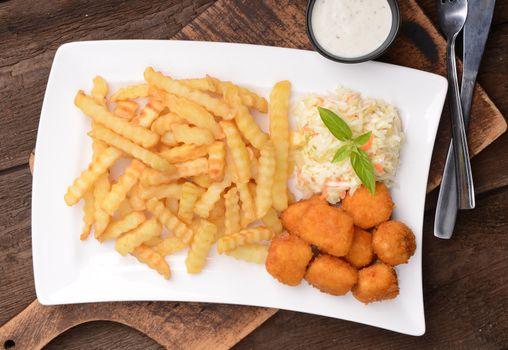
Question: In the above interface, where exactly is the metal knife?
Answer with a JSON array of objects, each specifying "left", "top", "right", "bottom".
[{"left": 434, "top": 0, "right": 496, "bottom": 239}]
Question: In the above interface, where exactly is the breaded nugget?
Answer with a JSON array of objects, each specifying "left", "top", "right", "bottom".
[
  {"left": 266, "top": 232, "right": 313, "bottom": 286},
  {"left": 280, "top": 196, "right": 324, "bottom": 235},
  {"left": 342, "top": 182, "right": 394, "bottom": 229},
  {"left": 372, "top": 220, "right": 416, "bottom": 266},
  {"left": 345, "top": 227, "right": 374, "bottom": 268},
  {"left": 305, "top": 255, "right": 358, "bottom": 296},
  {"left": 352, "top": 263, "right": 399, "bottom": 304},
  {"left": 298, "top": 204, "right": 354, "bottom": 257}
]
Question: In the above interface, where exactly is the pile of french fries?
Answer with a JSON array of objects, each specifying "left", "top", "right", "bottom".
[{"left": 64, "top": 67, "right": 292, "bottom": 280}]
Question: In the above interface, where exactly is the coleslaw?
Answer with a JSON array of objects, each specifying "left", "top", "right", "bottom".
[{"left": 293, "top": 87, "right": 404, "bottom": 204}]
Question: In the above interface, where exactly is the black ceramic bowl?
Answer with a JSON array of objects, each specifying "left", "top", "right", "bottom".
[{"left": 306, "top": 0, "right": 400, "bottom": 64}]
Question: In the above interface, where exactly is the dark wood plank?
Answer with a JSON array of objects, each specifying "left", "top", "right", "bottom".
[
  {"left": 0, "top": 0, "right": 216, "bottom": 171},
  {"left": 474, "top": 22, "right": 508, "bottom": 119},
  {"left": 1, "top": 299, "right": 275, "bottom": 349},
  {"left": 173, "top": 0, "right": 507, "bottom": 192},
  {"left": 45, "top": 321, "right": 163, "bottom": 350},
  {"left": 0, "top": 166, "right": 35, "bottom": 326},
  {"left": 234, "top": 187, "right": 508, "bottom": 350},
  {"left": 417, "top": 0, "right": 508, "bottom": 27},
  {"left": 426, "top": 132, "right": 508, "bottom": 213}
]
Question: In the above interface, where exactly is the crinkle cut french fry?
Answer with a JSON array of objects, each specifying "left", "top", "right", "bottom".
[
  {"left": 160, "top": 144, "right": 209, "bottom": 164},
  {"left": 247, "top": 147, "right": 259, "bottom": 181},
  {"left": 255, "top": 142, "right": 276, "bottom": 218},
  {"left": 175, "top": 157, "right": 208, "bottom": 178},
  {"left": 111, "top": 84, "right": 149, "bottom": 101},
  {"left": 115, "top": 218, "right": 162, "bottom": 256},
  {"left": 269, "top": 80, "right": 291, "bottom": 211},
  {"left": 144, "top": 236, "right": 163, "bottom": 248},
  {"left": 160, "top": 131, "right": 178, "bottom": 146},
  {"left": 225, "top": 140, "right": 255, "bottom": 227},
  {"left": 225, "top": 243, "right": 269, "bottom": 264},
  {"left": 171, "top": 124, "right": 215, "bottom": 146},
  {"left": 140, "top": 167, "right": 178, "bottom": 186},
  {"left": 178, "top": 77, "right": 216, "bottom": 93},
  {"left": 224, "top": 186, "right": 241, "bottom": 235},
  {"left": 225, "top": 146, "right": 240, "bottom": 183},
  {"left": 100, "top": 211, "right": 146, "bottom": 242},
  {"left": 178, "top": 182, "right": 204, "bottom": 224},
  {"left": 146, "top": 198, "right": 193, "bottom": 244},
  {"left": 91, "top": 118, "right": 107, "bottom": 164},
  {"left": 132, "top": 98, "right": 165, "bottom": 128},
  {"left": 89, "top": 126, "right": 176, "bottom": 175},
  {"left": 93, "top": 173, "right": 111, "bottom": 238},
  {"left": 115, "top": 199, "right": 133, "bottom": 218},
  {"left": 131, "top": 244, "right": 171, "bottom": 280},
  {"left": 114, "top": 100, "right": 138, "bottom": 120},
  {"left": 261, "top": 207, "right": 283, "bottom": 235},
  {"left": 129, "top": 182, "right": 146, "bottom": 211},
  {"left": 224, "top": 84, "right": 268, "bottom": 149},
  {"left": 92, "top": 135, "right": 107, "bottom": 161},
  {"left": 64, "top": 147, "right": 122, "bottom": 206},
  {"left": 194, "top": 172, "right": 231, "bottom": 218},
  {"left": 237, "top": 182, "right": 256, "bottom": 228},
  {"left": 91, "top": 76, "right": 108, "bottom": 105},
  {"left": 220, "top": 121, "right": 251, "bottom": 183},
  {"left": 192, "top": 174, "right": 213, "bottom": 188},
  {"left": 140, "top": 183, "right": 182, "bottom": 200},
  {"left": 206, "top": 75, "right": 268, "bottom": 113},
  {"left": 75, "top": 91, "right": 159, "bottom": 148},
  {"left": 150, "top": 113, "right": 184, "bottom": 135},
  {"left": 144, "top": 67, "right": 232, "bottom": 119},
  {"left": 208, "top": 197, "right": 225, "bottom": 223},
  {"left": 209, "top": 215, "right": 226, "bottom": 241},
  {"left": 207, "top": 141, "right": 225, "bottom": 181},
  {"left": 80, "top": 190, "right": 95, "bottom": 240},
  {"left": 217, "top": 227, "right": 274, "bottom": 254},
  {"left": 102, "top": 160, "right": 145, "bottom": 215},
  {"left": 248, "top": 181, "right": 256, "bottom": 200},
  {"left": 164, "top": 94, "right": 222, "bottom": 138},
  {"left": 185, "top": 220, "right": 216, "bottom": 274},
  {"left": 165, "top": 197, "right": 180, "bottom": 214},
  {"left": 155, "top": 236, "right": 188, "bottom": 256}
]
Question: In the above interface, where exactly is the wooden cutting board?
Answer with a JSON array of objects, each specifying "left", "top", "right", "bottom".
[{"left": 1, "top": 1, "right": 505, "bottom": 349}]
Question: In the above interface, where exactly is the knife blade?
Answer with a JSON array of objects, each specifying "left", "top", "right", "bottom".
[{"left": 434, "top": 0, "right": 496, "bottom": 239}]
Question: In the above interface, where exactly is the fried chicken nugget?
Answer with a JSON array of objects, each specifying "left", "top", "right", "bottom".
[
  {"left": 352, "top": 263, "right": 399, "bottom": 304},
  {"left": 372, "top": 220, "right": 416, "bottom": 266},
  {"left": 342, "top": 183, "right": 394, "bottom": 229},
  {"left": 345, "top": 227, "right": 374, "bottom": 268},
  {"left": 305, "top": 255, "right": 358, "bottom": 296},
  {"left": 297, "top": 204, "right": 354, "bottom": 257},
  {"left": 280, "top": 196, "right": 324, "bottom": 234},
  {"left": 266, "top": 232, "right": 313, "bottom": 286}
]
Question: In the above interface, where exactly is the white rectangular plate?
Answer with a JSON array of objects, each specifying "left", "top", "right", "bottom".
[{"left": 33, "top": 40, "right": 447, "bottom": 336}]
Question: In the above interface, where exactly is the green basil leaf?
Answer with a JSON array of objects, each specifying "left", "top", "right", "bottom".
[
  {"left": 354, "top": 131, "right": 372, "bottom": 146},
  {"left": 318, "top": 107, "right": 353, "bottom": 141},
  {"left": 332, "top": 144, "right": 352, "bottom": 163},
  {"left": 350, "top": 148, "right": 376, "bottom": 194}
]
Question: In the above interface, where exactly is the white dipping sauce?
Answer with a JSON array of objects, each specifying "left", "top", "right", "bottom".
[{"left": 311, "top": 0, "right": 393, "bottom": 58}]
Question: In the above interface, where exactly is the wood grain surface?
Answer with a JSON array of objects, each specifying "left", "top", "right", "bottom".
[
  {"left": 0, "top": 300, "right": 275, "bottom": 350},
  {"left": 0, "top": 0, "right": 507, "bottom": 349}
]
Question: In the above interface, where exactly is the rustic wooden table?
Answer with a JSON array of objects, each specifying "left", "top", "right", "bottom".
[{"left": 0, "top": 0, "right": 506, "bottom": 349}]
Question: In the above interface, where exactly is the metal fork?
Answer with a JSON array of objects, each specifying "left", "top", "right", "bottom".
[{"left": 437, "top": 0, "right": 475, "bottom": 210}]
